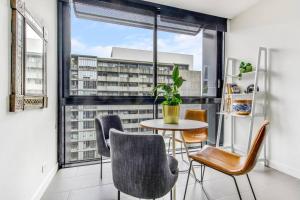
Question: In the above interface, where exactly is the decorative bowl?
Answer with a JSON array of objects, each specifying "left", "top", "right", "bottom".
[{"left": 232, "top": 99, "right": 252, "bottom": 115}]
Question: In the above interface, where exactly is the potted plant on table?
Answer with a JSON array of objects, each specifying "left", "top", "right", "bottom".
[{"left": 153, "top": 64, "right": 185, "bottom": 124}]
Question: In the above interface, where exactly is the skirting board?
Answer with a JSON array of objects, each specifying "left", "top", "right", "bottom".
[
  {"left": 31, "top": 163, "right": 58, "bottom": 200},
  {"left": 269, "top": 160, "right": 300, "bottom": 180}
]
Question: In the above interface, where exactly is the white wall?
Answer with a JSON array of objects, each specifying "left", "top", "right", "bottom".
[
  {"left": 0, "top": 0, "right": 57, "bottom": 199},
  {"left": 226, "top": 0, "right": 300, "bottom": 178}
]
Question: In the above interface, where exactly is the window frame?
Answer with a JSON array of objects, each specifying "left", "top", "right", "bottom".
[{"left": 57, "top": 0, "right": 226, "bottom": 167}]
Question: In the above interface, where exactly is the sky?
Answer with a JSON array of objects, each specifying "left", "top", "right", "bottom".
[{"left": 71, "top": 9, "right": 203, "bottom": 71}]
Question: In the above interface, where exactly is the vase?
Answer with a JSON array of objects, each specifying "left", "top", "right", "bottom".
[{"left": 162, "top": 105, "right": 180, "bottom": 124}]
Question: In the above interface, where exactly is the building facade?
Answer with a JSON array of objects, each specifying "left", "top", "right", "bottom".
[{"left": 66, "top": 48, "right": 202, "bottom": 162}]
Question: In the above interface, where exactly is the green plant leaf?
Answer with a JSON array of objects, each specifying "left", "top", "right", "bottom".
[
  {"left": 162, "top": 84, "right": 172, "bottom": 93},
  {"left": 174, "top": 93, "right": 181, "bottom": 99},
  {"left": 176, "top": 77, "right": 185, "bottom": 87},
  {"left": 172, "top": 64, "right": 179, "bottom": 81},
  {"left": 239, "top": 61, "right": 245, "bottom": 68}
]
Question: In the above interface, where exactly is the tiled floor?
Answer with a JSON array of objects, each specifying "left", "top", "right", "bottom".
[{"left": 42, "top": 158, "right": 300, "bottom": 200}]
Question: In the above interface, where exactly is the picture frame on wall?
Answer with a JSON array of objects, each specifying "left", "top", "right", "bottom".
[{"left": 10, "top": 0, "right": 48, "bottom": 112}]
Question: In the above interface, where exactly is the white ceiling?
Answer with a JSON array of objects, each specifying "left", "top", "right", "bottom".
[{"left": 144, "top": 0, "right": 261, "bottom": 19}]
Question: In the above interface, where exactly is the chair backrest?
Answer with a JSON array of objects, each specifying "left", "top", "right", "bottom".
[
  {"left": 184, "top": 109, "right": 208, "bottom": 135},
  {"left": 109, "top": 129, "right": 177, "bottom": 199},
  {"left": 242, "top": 120, "right": 270, "bottom": 174},
  {"left": 95, "top": 115, "right": 123, "bottom": 157},
  {"left": 99, "top": 115, "right": 124, "bottom": 139}
]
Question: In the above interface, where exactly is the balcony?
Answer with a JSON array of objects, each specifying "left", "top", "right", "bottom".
[{"left": 98, "top": 66, "right": 119, "bottom": 72}]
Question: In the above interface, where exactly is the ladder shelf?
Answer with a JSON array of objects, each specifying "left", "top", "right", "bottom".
[{"left": 216, "top": 47, "right": 268, "bottom": 166}]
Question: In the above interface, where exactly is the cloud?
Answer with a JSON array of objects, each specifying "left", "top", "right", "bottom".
[
  {"left": 71, "top": 38, "right": 86, "bottom": 51},
  {"left": 71, "top": 38, "right": 113, "bottom": 57},
  {"left": 71, "top": 37, "right": 153, "bottom": 57},
  {"left": 120, "top": 37, "right": 153, "bottom": 51}
]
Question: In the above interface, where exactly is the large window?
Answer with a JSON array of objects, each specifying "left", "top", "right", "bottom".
[{"left": 58, "top": 0, "right": 226, "bottom": 166}]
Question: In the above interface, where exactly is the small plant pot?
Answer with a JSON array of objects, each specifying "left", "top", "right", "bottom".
[
  {"left": 162, "top": 105, "right": 180, "bottom": 124},
  {"left": 232, "top": 99, "right": 252, "bottom": 115}
]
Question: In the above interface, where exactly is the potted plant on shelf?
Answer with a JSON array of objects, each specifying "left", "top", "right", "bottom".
[
  {"left": 153, "top": 64, "right": 185, "bottom": 124},
  {"left": 238, "top": 61, "right": 253, "bottom": 79}
]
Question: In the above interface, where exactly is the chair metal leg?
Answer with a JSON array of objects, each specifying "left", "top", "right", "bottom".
[
  {"left": 100, "top": 155, "right": 103, "bottom": 180},
  {"left": 232, "top": 176, "right": 242, "bottom": 200},
  {"left": 200, "top": 164, "right": 202, "bottom": 181},
  {"left": 168, "top": 137, "right": 171, "bottom": 154},
  {"left": 179, "top": 142, "right": 190, "bottom": 166},
  {"left": 180, "top": 142, "right": 184, "bottom": 161},
  {"left": 183, "top": 160, "right": 193, "bottom": 200},
  {"left": 201, "top": 165, "right": 206, "bottom": 182},
  {"left": 117, "top": 190, "right": 120, "bottom": 200},
  {"left": 247, "top": 174, "right": 257, "bottom": 200},
  {"left": 170, "top": 189, "right": 172, "bottom": 200},
  {"left": 180, "top": 132, "right": 196, "bottom": 178}
]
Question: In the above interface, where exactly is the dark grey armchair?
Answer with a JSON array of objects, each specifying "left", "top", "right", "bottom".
[
  {"left": 95, "top": 115, "right": 124, "bottom": 179},
  {"left": 109, "top": 129, "right": 178, "bottom": 200}
]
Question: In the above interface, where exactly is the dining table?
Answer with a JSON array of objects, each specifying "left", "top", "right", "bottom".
[{"left": 140, "top": 119, "right": 208, "bottom": 200}]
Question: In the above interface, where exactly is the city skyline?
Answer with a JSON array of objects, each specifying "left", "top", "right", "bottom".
[{"left": 66, "top": 50, "right": 202, "bottom": 162}]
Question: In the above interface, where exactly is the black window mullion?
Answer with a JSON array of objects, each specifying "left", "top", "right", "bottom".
[
  {"left": 216, "top": 31, "right": 224, "bottom": 98},
  {"left": 153, "top": 10, "right": 158, "bottom": 119},
  {"left": 58, "top": 0, "right": 71, "bottom": 168}
]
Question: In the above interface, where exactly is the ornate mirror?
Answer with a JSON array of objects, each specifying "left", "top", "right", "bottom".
[{"left": 10, "top": 0, "right": 48, "bottom": 112}]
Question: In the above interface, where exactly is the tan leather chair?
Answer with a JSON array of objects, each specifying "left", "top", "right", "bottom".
[
  {"left": 183, "top": 120, "right": 270, "bottom": 200},
  {"left": 169, "top": 109, "right": 208, "bottom": 159},
  {"left": 177, "top": 109, "right": 208, "bottom": 144}
]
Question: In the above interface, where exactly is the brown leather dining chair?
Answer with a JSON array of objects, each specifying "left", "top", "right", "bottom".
[
  {"left": 183, "top": 120, "right": 270, "bottom": 200},
  {"left": 169, "top": 109, "right": 208, "bottom": 159}
]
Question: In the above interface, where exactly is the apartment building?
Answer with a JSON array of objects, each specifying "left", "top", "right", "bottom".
[{"left": 66, "top": 47, "right": 202, "bottom": 162}]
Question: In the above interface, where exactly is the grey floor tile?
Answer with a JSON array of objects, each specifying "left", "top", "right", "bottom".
[
  {"left": 46, "top": 173, "right": 101, "bottom": 193},
  {"left": 75, "top": 163, "right": 111, "bottom": 177},
  {"left": 41, "top": 191, "right": 69, "bottom": 200},
  {"left": 68, "top": 184, "right": 117, "bottom": 200},
  {"left": 56, "top": 167, "right": 78, "bottom": 179},
  {"left": 176, "top": 183, "right": 207, "bottom": 200},
  {"left": 43, "top": 159, "right": 300, "bottom": 200},
  {"left": 215, "top": 191, "right": 254, "bottom": 200}
]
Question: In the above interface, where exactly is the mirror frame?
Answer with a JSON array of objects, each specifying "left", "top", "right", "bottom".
[{"left": 10, "top": 0, "right": 48, "bottom": 112}]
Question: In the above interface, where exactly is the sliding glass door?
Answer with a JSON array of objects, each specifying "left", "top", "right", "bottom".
[{"left": 58, "top": 0, "right": 226, "bottom": 167}]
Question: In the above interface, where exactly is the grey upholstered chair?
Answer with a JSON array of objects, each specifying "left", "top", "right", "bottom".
[
  {"left": 95, "top": 115, "right": 124, "bottom": 179},
  {"left": 110, "top": 129, "right": 179, "bottom": 200}
]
